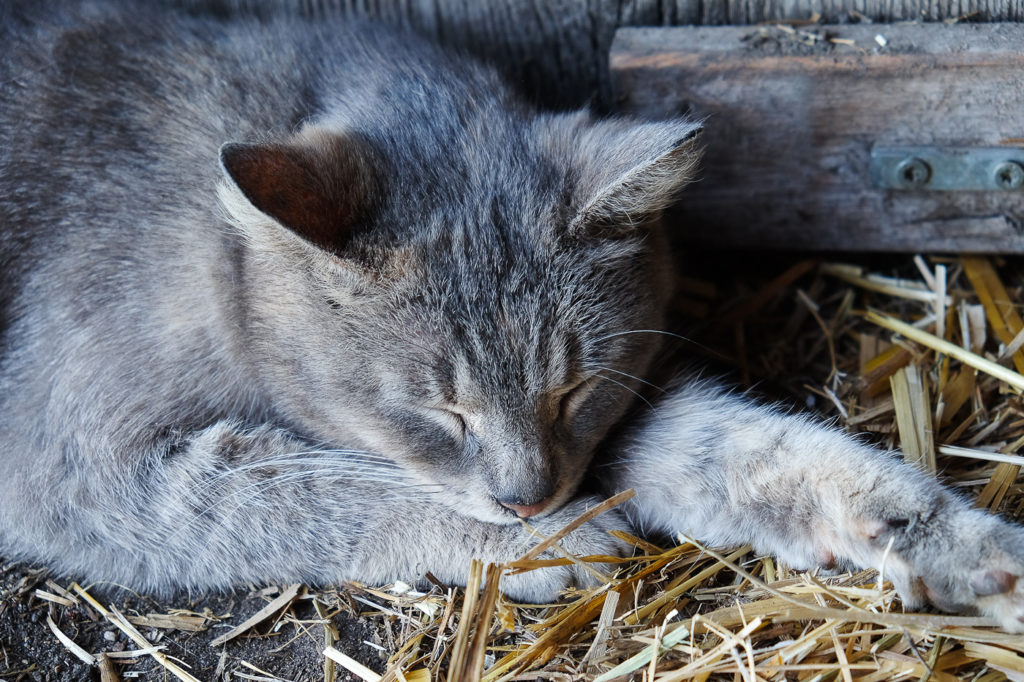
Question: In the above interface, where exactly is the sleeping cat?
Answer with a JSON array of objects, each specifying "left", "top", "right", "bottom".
[{"left": 1, "top": 2, "right": 1022, "bottom": 632}]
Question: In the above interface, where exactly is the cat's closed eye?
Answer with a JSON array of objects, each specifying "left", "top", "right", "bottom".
[
  {"left": 557, "top": 379, "right": 591, "bottom": 423},
  {"left": 426, "top": 405, "right": 468, "bottom": 438}
]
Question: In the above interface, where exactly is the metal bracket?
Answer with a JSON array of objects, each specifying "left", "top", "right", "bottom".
[{"left": 870, "top": 146, "right": 1024, "bottom": 191}]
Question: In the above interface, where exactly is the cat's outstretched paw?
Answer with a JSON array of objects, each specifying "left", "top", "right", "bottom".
[
  {"left": 500, "top": 496, "right": 630, "bottom": 603},
  {"left": 846, "top": 506, "right": 1024, "bottom": 632}
]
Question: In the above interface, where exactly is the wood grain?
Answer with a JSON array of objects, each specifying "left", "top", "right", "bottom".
[
  {"left": 612, "top": 24, "right": 1024, "bottom": 251},
  {"left": 165, "top": 0, "right": 1024, "bottom": 110}
]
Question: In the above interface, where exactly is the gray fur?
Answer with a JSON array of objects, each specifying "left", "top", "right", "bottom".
[
  {"left": 1, "top": 3, "right": 1022, "bottom": 632},
  {"left": 603, "top": 380, "right": 1024, "bottom": 629}
]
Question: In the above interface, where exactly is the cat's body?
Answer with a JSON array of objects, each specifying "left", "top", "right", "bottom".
[{"left": 1, "top": 3, "right": 1023, "bottom": 631}]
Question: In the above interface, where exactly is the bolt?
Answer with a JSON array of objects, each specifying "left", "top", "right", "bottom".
[
  {"left": 896, "top": 157, "right": 931, "bottom": 188},
  {"left": 993, "top": 161, "right": 1024, "bottom": 190}
]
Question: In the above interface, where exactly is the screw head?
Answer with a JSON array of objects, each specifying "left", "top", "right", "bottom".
[
  {"left": 993, "top": 161, "right": 1024, "bottom": 190},
  {"left": 896, "top": 157, "right": 931, "bottom": 188}
]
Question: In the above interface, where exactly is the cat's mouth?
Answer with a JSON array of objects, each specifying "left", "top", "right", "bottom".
[
  {"left": 416, "top": 464, "right": 585, "bottom": 524},
  {"left": 494, "top": 480, "right": 580, "bottom": 520},
  {"left": 487, "top": 478, "right": 581, "bottom": 523},
  {"left": 496, "top": 497, "right": 554, "bottom": 519},
  {"left": 434, "top": 485, "right": 569, "bottom": 524}
]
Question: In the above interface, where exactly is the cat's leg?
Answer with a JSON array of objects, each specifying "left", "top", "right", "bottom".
[
  {"left": 602, "top": 379, "right": 1024, "bottom": 632},
  {"left": 45, "top": 421, "right": 625, "bottom": 601}
]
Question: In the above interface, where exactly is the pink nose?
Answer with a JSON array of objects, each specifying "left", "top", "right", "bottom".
[{"left": 500, "top": 497, "right": 553, "bottom": 519}]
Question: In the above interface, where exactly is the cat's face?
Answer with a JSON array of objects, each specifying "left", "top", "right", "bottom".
[
  {"left": 219, "top": 111, "right": 701, "bottom": 523},
  {"left": 350, "top": 227, "right": 672, "bottom": 522}
]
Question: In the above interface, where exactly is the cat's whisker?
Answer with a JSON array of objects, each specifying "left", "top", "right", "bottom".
[
  {"left": 189, "top": 450, "right": 406, "bottom": 492},
  {"left": 233, "top": 451, "right": 402, "bottom": 468},
  {"left": 592, "top": 365, "right": 666, "bottom": 393},
  {"left": 594, "top": 328, "right": 695, "bottom": 345},
  {"left": 277, "top": 447, "right": 401, "bottom": 463},
  {"left": 224, "top": 470, "right": 438, "bottom": 505},
  {"left": 187, "top": 470, "right": 413, "bottom": 506},
  {"left": 183, "top": 450, "right": 423, "bottom": 505},
  {"left": 594, "top": 328, "right": 736, "bottom": 365},
  {"left": 160, "top": 469, "right": 441, "bottom": 547},
  {"left": 592, "top": 373, "right": 655, "bottom": 411},
  {"left": 209, "top": 473, "right": 440, "bottom": 525}
]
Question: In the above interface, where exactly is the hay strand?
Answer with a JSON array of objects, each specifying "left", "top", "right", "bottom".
[
  {"left": 72, "top": 583, "right": 200, "bottom": 682},
  {"left": 324, "top": 646, "right": 383, "bottom": 682},
  {"left": 866, "top": 311, "right": 1024, "bottom": 392},
  {"left": 46, "top": 614, "right": 96, "bottom": 666},
  {"left": 208, "top": 583, "right": 301, "bottom": 647}
]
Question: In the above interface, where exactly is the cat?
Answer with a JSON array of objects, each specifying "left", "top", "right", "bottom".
[{"left": 1, "top": 2, "right": 1022, "bottom": 632}]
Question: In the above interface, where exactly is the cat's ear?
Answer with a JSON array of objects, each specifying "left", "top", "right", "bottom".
[
  {"left": 218, "top": 133, "right": 374, "bottom": 254},
  {"left": 569, "top": 120, "right": 703, "bottom": 236}
]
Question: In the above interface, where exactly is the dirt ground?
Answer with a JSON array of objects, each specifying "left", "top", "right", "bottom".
[{"left": 0, "top": 563, "right": 390, "bottom": 681}]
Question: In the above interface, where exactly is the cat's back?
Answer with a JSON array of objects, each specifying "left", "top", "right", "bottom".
[
  {"left": 0, "top": 2, "right": 315, "bottom": 244},
  {"left": 0, "top": 4, "right": 472, "bottom": 451},
  {"left": 0, "top": 3, "right": 502, "bottom": 266},
  {"left": 0, "top": 3, "right": 314, "bottom": 384}
]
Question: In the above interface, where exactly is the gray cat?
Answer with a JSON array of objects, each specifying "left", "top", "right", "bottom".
[{"left": 1, "top": 3, "right": 1022, "bottom": 632}]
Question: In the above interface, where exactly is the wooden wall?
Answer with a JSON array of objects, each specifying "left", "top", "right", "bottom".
[{"left": 165, "top": 0, "right": 1024, "bottom": 110}]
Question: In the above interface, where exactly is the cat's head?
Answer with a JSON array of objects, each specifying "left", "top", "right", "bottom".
[{"left": 217, "top": 102, "right": 701, "bottom": 524}]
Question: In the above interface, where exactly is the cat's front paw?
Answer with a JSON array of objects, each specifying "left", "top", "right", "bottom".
[
  {"left": 500, "top": 496, "right": 631, "bottom": 603},
  {"left": 851, "top": 507, "right": 1024, "bottom": 632}
]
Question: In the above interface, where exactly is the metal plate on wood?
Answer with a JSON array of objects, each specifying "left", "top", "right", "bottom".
[
  {"left": 611, "top": 23, "right": 1024, "bottom": 252},
  {"left": 871, "top": 147, "right": 1024, "bottom": 191}
]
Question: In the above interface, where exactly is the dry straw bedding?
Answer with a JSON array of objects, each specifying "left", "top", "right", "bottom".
[{"left": 30, "top": 256, "right": 1024, "bottom": 681}]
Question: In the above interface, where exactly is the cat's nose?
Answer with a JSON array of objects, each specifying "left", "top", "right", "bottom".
[{"left": 498, "top": 495, "right": 555, "bottom": 518}]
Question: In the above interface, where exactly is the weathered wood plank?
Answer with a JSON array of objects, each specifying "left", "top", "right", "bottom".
[
  {"left": 166, "top": 0, "right": 1024, "bottom": 110},
  {"left": 612, "top": 24, "right": 1024, "bottom": 251}
]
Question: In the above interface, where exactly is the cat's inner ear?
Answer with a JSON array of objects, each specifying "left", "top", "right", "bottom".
[
  {"left": 570, "top": 121, "right": 703, "bottom": 236},
  {"left": 219, "top": 134, "right": 373, "bottom": 253}
]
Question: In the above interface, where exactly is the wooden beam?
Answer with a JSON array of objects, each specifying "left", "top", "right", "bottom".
[
  {"left": 612, "top": 24, "right": 1024, "bottom": 251},
  {"left": 165, "top": 2, "right": 1024, "bottom": 112}
]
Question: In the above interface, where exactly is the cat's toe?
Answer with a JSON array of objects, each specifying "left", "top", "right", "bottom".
[
  {"left": 499, "top": 497, "right": 631, "bottom": 602},
  {"left": 500, "top": 564, "right": 577, "bottom": 604},
  {"left": 969, "top": 566, "right": 1024, "bottom": 633},
  {"left": 902, "top": 515, "right": 1024, "bottom": 631},
  {"left": 548, "top": 501, "right": 632, "bottom": 561}
]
